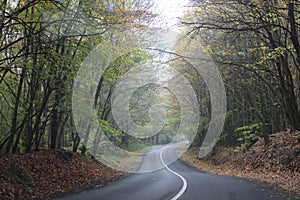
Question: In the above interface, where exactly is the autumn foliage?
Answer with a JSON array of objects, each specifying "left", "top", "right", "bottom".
[
  {"left": 181, "top": 131, "right": 300, "bottom": 195},
  {"left": 0, "top": 149, "right": 124, "bottom": 199}
]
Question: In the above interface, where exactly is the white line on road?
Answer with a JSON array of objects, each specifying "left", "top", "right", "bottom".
[{"left": 159, "top": 145, "right": 188, "bottom": 200}]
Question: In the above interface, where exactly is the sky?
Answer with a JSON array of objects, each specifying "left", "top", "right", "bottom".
[
  {"left": 152, "top": 0, "right": 189, "bottom": 31},
  {"left": 146, "top": 0, "right": 190, "bottom": 86}
]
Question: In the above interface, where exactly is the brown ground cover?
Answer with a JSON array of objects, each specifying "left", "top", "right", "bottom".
[
  {"left": 180, "top": 131, "right": 300, "bottom": 198},
  {"left": 0, "top": 149, "right": 125, "bottom": 199}
]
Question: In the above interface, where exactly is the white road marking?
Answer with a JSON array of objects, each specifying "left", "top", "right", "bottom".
[{"left": 159, "top": 145, "right": 188, "bottom": 200}]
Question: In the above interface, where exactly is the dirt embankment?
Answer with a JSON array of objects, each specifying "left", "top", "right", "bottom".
[
  {"left": 0, "top": 149, "right": 125, "bottom": 200},
  {"left": 181, "top": 131, "right": 300, "bottom": 197}
]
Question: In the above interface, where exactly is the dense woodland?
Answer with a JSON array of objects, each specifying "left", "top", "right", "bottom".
[
  {"left": 183, "top": 0, "right": 300, "bottom": 151},
  {"left": 1, "top": 0, "right": 300, "bottom": 157}
]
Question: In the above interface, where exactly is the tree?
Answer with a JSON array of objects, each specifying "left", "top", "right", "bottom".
[
  {"left": 0, "top": 0, "right": 156, "bottom": 154},
  {"left": 181, "top": 0, "right": 300, "bottom": 147}
]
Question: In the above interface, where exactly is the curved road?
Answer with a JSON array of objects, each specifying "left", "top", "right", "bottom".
[{"left": 57, "top": 143, "right": 286, "bottom": 200}]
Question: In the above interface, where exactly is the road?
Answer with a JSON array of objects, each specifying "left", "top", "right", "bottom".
[{"left": 56, "top": 143, "right": 285, "bottom": 200}]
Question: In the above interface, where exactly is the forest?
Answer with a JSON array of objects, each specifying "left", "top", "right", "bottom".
[
  {"left": 0, "top": 0, "right": 300, "bottom": 199},
  {"left": 184, "top": 0, "right": 300, "bottom": 150},
  {"left": 1, "top": 0, "right": 299, "bottom": 154}
]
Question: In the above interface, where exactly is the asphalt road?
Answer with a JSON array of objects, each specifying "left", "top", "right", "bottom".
[{"left": 56, "top": 143, "right": 286, "bottom": 200}]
